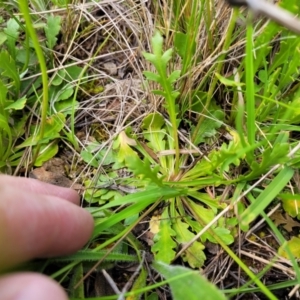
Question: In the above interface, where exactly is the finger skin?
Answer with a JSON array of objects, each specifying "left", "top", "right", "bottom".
[
  {"left": 0, "top": 177, "right": 94, "bottom": 271},
  {"left": 0, "top": 273, "right": 68, "bottom": 300},
  {"left": 0, "top": 175, "right": 80, "bottom": 204}
]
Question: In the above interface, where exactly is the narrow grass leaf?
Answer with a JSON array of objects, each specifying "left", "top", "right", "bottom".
[
  {"left": 0, "top": 80, "right": 8, "bottom": 111},
  {"left": 53, "top": 250, "right": 138, "bottom": 263},
  {"left": 241, "top": 166, "right": 294, "bottom": 227},
  {"left": 0, "top": 113, "right": 12, "bottom": 159},
  {"left": 127, "top": 267, "right": 147, "bottom": 300},
  {"left": 93, "top": 187, "right": 184, "bottom": 235},
  {"left": 245, "top": 18, "right": 256, "bottom": 158},
  {"left": 94, "top": 201, "right": 155, "bottom": 235},
  {"left": 69, "top": 263, "right": 84, "bottom": 299},
  {"left": 216, "top": 73, "right": 244, "bottom": 87},
  {"left": 259, "top": 205, "right": 300, "bottom": 286},
  {"left": 100, "top": 186, "right": 184, "bottom": 209}
]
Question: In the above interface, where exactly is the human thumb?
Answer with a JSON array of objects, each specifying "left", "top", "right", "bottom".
[{"left": 0, "top": 273, "right": 68, "bottom": 300}]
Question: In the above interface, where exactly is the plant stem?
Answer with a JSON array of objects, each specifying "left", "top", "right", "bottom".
[
  {"left": 18, "top": 0, "right": 49, "bottom": 165},
  {"left": 245, "top": 13, "right": 255, "bottom": 161}
]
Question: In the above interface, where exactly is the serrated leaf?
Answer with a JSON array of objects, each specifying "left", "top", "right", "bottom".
[
  {"left": 153, "top": 262, "right": 226, "bottom": 300},
  {"left": 142, "top": 52, "right": 156, "bottom": 64},
  {"left": 44, "top": 15, "right": 61, "bottom": 49},
  {"left": 192, "top": 109, "right": 224, "bottom": 144},
  {"left": 168, "top": 70, "right": 181, "bottom": 83},
  {"left": 143, "top": 71, "right": 161, "bottom": 82},
  {"left": 161, "top": 48, "right": 173, "bottom": 67},
  {"left": 151, "top": 31, "right": 164, "bottom": 57},
  {"left": 0, "top": 51, "right": 20, "bottom": 92},
  {"left": 170, "top": 90, "right": 180, "bottom": 99},
  {"left": 183, "top": 155, "right": 217, "bottom": 178},
  {"left": 209, "top": 227, "right": 234, "bottom": 245},
  {"left": 143, "top": 31, "right": 180, "bottom": 126},
  {"left": 246, "top": 142, "right": 289, "bottom": 180},
  {"left": 203, "top": 130, "right": 244, "bottom": 173},
  {"left": 117, "top": 131, "right": 163, "bottom": 186},
  {"left": 152, "top": 90, "right": 166, "bottom": 97},
  {"left": 4, "top": 96, "right": 26, "bottom": 110},
  {"left": 4, "top": 18, "right": 20, "bottom": 58},
  {"left": 11, "top": 112, "right": 27, "bottom": 137},
  {"left": 126, "top": 156, "right": 162, "bottom": 186},
  {"left": 173, "top": 216, "right": 206, "bottom": 268},
  {"left": 152, "top": 209, "right": 177, "bottom": 263},
  {"left": 187, "top": 199, "right": 215, "bottom": 224}
]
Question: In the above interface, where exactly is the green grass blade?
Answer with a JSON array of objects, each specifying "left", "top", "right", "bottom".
[
  {"left": 100, "top": 186, "right": 185, "bottom": 210},
  {"left": 53, "top": 250, "right": 138, "bottom": 263},
  {"left": 245, "top": 15, "right": 256, "bottom": 159},
  {"left": 93, "top": 187, "right": 185, "bottom": 235},
  {"left": 241, "top": 166, "right": 294, "bottom": 227}
]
